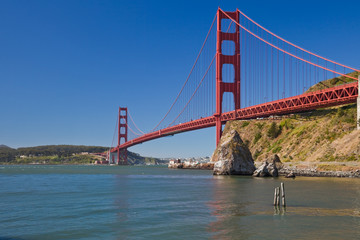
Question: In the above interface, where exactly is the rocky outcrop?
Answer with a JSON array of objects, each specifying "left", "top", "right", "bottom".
[
  {"left": 168, "top": 162, "right": 214, "bottom": 170},
  {"left": 252, "top": 162, "right": 269, "bottom": 177},
  {"left": 253, "top": 154, "right": 280, "bottom": 177},
  {"left": 266, "top": 162, "right": 278, "bottom": 177},
  {"left": 279, "top": 167, "right": 360, "bottom": 178},
  {"left": 212, "top": 130, "right": 256, "bottom": 175},
  {"left": 252, "top": 161, "right": 278, "bottom": 177},
  {"left": 268, "top": 154, "right": 283, "bottom": 170}
]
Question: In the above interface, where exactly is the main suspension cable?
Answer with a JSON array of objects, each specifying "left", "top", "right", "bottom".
[
  {"left": 151, "top": 14, "right": 217, "bottom": 131},
  {"left": 128, "top": 110, "right": 145, "bottom": 135},
  {"left": 237, "top": 9, "right": 360, "bottom": 72},
  {"left": 220, "top": 9, "right": 358, "bottom": 80}
]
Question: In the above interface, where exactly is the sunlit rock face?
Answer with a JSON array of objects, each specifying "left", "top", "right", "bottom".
[
  {"left": 212, "top": 130, "right": 256, "bottom": 175},
  {"left": 252, "top": 161, "right": 279, "bottom": 177}
]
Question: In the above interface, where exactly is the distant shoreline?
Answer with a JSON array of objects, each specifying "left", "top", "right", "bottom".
[
  {"left": 0, "top": 163, "right": 161, "bottom": 166},
  {"left": 167, "top": 161, "right": 360, "bottom": 178},
  {"left": 2, "top": 163, "right": 360, "bottom": 178}
]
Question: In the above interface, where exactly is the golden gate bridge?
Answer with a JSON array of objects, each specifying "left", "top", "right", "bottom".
[{"left": 110, "top": 8, "right": 359, "bottom": 164}]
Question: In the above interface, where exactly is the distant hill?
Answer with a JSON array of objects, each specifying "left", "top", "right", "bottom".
[
  {"left": 127, "top": 151, "right": 167, "bottom": 165},
  {"left": 0, "top": 145, "right": 163, "bottom": 165},
  {"left": 0, "top": 144, "right": 13, "bottom": 149}
]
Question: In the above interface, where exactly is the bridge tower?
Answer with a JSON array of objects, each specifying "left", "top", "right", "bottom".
[
  {"left": 215, "top": 9, "right": 240, "bottom": 146},
  {"left": 117, "top": 107, "right": 128, "bottom": 165}
]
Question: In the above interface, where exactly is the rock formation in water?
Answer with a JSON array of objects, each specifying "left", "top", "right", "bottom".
[
  {"left": 252, "top": 161, "right": 278, "bottom": 177},
  {"left": 168, "top": 160, "right": 214, "bottom": 170},
  {"left": 268, "top": 154, "right": 282, "bottom": 169},
  {"left": 253, "top": 155, "right": 280, "bottom": 177},
  {"left": 212, "top": 130, "right": 256, "bottom": 175}
]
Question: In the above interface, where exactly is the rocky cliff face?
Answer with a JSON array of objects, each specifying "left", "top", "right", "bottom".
[
  {"left": 212, "top": 130, "right": 256, "bottom": 175},
  {"left": 219, "top": 103, "right": 360, "bottom": 172}
]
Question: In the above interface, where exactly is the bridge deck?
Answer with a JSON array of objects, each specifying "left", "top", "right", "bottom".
[{"left": 111, "top": 81, "right": 358, "bottom": 152}]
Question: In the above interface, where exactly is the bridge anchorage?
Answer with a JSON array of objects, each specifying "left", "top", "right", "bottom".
[{"left": 110, "top": 8, "right": 359, "bottom": 165}]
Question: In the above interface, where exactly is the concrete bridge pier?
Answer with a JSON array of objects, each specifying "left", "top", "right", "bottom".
[
  {"left": 109, "top": 152, "right": 117, "bottom": 164},
  {"left": 358, "top": 75, "right": 360, "bottom": 130}
]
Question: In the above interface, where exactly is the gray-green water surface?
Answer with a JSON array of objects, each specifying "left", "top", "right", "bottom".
[{"left": 0, "top": 165, "right": 360, "bottom": 239}]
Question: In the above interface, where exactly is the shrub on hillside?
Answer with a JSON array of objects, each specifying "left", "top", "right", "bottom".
[
  {"left": 255, "top": 122, "right": 265, "bottom": 130},
  {"left": 280, "top": 119, "right": 293, "bottom": 130},
  {"left": 267, "top": 122, "right": 281, "bottom": 139},
  {"left": 253, "top": 132, "right": 262, "bottom": 144},
  {"left": 241, "top": 121, "right": 250, "bottom": 127},
  {"left": 337, "top": 107, "right": 345, "bottom": 117}
]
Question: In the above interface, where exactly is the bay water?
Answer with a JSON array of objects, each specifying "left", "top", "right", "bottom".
[{"left": 0, "top": 165, "right": 360, "bottom": 239}]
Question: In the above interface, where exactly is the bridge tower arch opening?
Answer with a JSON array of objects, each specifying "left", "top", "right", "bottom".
[{"left": 215, "top": 9, "right": 240, "bottom": 146}]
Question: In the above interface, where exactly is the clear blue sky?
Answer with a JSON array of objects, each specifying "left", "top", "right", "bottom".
[{"left": 1, "top": 0, "right": 359, "bottom": 158}]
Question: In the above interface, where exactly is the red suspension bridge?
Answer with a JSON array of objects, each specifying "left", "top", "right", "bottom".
[{"left": 110, "top": 8, "right": 359, "bottom": 165}]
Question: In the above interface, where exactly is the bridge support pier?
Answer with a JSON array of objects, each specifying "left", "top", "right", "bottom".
[
  {"left": 117, "top": 148, "right": 128, "bottom": 165},
  {"left": 357, "top": 76, "right": 360, "bottom": 130},
  {"left": 109, "top": 150, "right": 127, "bottom": 165},
  {"left": 110, "top": 152, "right": 116, "bottom": 164},
  {"left": 215, "top": 114, "right": 222, "bottom": 146}
]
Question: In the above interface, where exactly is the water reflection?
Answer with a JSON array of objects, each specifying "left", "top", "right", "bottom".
[
  {"left": 273, "top": 206, "right": 286, "bottom": 216},
  {"left": 206, "top": 175, "right": 360, "bottom": 239},
  {"left": 113, "top": 174, "right": 130, "bottom": 239},
  {"left": 1, "top": 166, "right": 360, "bottom": 239},
  {"left": 207, "top": 176, "right": 255, "bottom": 239}
]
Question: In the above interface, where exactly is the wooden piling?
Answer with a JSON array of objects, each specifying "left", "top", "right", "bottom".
[
  {"left": 281, "top": 182, "right": 286, "bottom": 207},
  {"left": 273, "top": 188, "right": 277, "bottom": 206},
  {"left": 276, "top": 187, "right": 280, "bottom": 206}
]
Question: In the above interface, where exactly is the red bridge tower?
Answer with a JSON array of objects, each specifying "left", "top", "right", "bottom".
[
  {"left": 215, "top": 9, "right": 240, "bottom": 146},
  {"left": 117, "top": 107, "right": 128, "bottom": 165}
]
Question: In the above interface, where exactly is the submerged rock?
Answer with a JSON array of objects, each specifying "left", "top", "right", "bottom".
[{"left": 212, "top": 130, "right": 256, "bottom": 175}]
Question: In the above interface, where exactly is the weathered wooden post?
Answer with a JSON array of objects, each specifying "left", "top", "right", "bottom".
[
  {"left": 273, "top": 188, "right": 277, "bottom": 206},
  {"left": 357, "top": 75, "right": 360, "bottom": 130},
  {"left": 281, "top": 182, "right": 286, "bottom": 207},
  {"left": 276, "top": 187, "right": 280, "bottom": 206}
]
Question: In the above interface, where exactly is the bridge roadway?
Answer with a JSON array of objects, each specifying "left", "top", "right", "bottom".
[{"left": 111, "top": 81, "right": 358, "bottom": 152}]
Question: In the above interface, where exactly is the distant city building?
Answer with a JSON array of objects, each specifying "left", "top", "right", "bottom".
[{"left": 169, "top": 159, "right": 181, "bottom": 164}]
